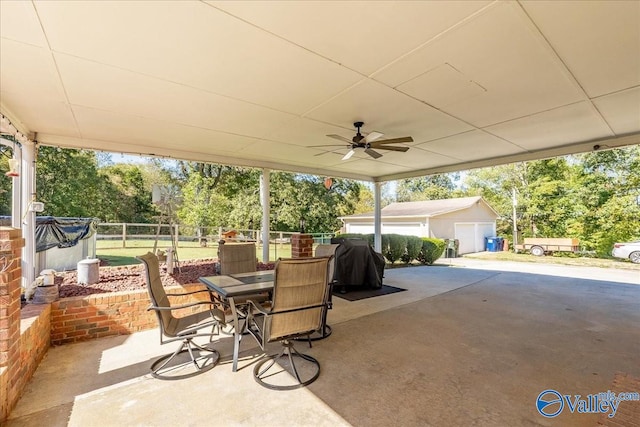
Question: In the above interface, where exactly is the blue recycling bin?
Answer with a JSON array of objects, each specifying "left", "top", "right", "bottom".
[{"left": 485, "top": 237, "right": 499, "bottom": 252}]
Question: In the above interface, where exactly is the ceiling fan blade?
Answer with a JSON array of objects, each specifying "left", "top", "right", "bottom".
[
  {"left": 310, "top": 144, "right": 349, "bottom": 148},
  {"left": 371, "top": 136, "right": 414, "bottom": 145},
  {"left": 375, "top": 145, "right": 409, "bottom": 152},
  {"left": 364, "top": 131, "right": 384, "bottom": 143},
  {"left": 326, "top": 134, "right": 353, "bottom": 144},
  {"left": 364, "top": 148, "right": 383, "bottom": 159},
  {"left": 342, "top": 149, "right": 355, "bottom": 160}
]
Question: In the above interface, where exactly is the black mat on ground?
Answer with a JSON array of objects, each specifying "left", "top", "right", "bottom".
[{"left": 332, "top": 285, "right": 407, "bottom": 301}]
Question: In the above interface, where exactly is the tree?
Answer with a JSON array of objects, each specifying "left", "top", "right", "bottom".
[
  {"left": 396, "top": 174, "right": 458, "bottom": 202},
  {"left": 0, "top": 144, "right": 15, "bottom": 216},
  {"left": 100, "top": 164, "right": 158, "bottom": 223},
  {"left": 36, "top": 146, "right": 119, "bottom": 219}
]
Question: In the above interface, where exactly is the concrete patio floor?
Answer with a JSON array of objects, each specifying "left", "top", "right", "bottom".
[{"left": 6, "top": 258, "right": 640, "bottom": 427}]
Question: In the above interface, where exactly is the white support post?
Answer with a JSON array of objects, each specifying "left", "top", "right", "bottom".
[
  {"left": 260, "top": 168, "right": 270, "bottom": 262},
  {"left": 20, "top": 140, "right": 36, "bottom": 287},
  {"left": 11, "top": 142, "right": 22, "bottom": 229},
  {"left": 373, "top": 181, "right": 382, "bottom": 253},
  {"left": 512, "top": 187, "right": 518, "bottom": 253}
]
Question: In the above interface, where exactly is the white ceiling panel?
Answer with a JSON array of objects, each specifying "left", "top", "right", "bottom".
[
  {"left": 264, "top": 117, "right": 356, "bottom": 148},
  {"left": 1, "top": 1, "right": 638, "bottom": 182},
  {"left": 306, "top": 79, "right": 473, "bottom": 143},
  {"left": 593, "top": 88, "right": 640, "bottom": 135},
  {"left": 417, "top": 131, "right": 523, "bottom": 161},
  {"left": 0, "top": 1, "right": 47, "bottom": 47},
  {"left": 521, "top": 0, "right": 640, "bottom": 97},
  {"left": 0, "top": 39, "right": 66, "bottom": 103},
  {"left": 70, "top": 107, "right": 257, "bottom": 155},
  {"left": 210, "top": 1, "right": 492, "bottom": 76},
  {"left": 378, "top": 148, "right": 457, "bottom": 170},
  {"left": 33, "top": 1, "right": 362, "bottom": 115},
  {"left": 332, "top": 157, "right": 413, "bottom": 177},
  {"left": 486, "top": 102, "right": 615, "bottom": 151},
  {"left": 55, "top": 55, "right": 294, "bottom": 139},
  {"left": 238, "top": 140, "right": 327, "bottom": 167},
  {"left": 0, "top": 92, "right": 78, "bottom": 138},
  {"left": 377, "top": 2, "right": 585, "bottom": 127}
]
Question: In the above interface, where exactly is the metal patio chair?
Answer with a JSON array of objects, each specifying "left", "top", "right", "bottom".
[
  {"left": 217, "top": 241, "right": 269, "bottom": 316},
  {"left": 137, "top": 252, "right": 225, "bottom": 380},
  {"left": 246, "top": 256, "right": 331, "bottom": 390}
]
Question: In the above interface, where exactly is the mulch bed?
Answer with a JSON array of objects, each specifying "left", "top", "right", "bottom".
[{"left": 56, "top": 258, "right": 275, "bottom": 298}]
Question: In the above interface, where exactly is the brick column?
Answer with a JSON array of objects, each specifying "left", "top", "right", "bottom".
[
  {"left": 0, "top": 227, "right": 25, "bottom": 421},
  {"left": 291, "top": 233, "right": 313, "bottom": 258}
]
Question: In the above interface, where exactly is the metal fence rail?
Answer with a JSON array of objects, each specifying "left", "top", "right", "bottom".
[{"left": 97, "top": 223, "right": 334, "bottom": 249}]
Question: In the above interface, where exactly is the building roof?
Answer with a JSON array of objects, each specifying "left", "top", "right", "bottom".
[{"left": 341, "top": 196, "right": 499, "bottom": 220}]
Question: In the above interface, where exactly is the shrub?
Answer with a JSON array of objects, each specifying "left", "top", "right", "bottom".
[
  {"left": 418, "top": 238, "right": 445, "bottom": 265},
  {"left": 334, "top": 233, "right": 366, "bottom": 241},
  {"left": 402, "top": 235, "right": 423, "bottom": 264},
  {"left": 385, "top": 234, "right": 407, "bottom": 264},
  {"left": 380, "top": 233, "right": 390, "bottom": 256}
]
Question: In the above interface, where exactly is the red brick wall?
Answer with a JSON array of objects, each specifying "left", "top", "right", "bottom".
[
  {"left": 291, "top": 233, "right": 313, "bottom": 258},
  {"left": 0, "top": 227, "right": 25, "bottom": 422},
  {"left": 50, "top": 283, "right": 212, "bottom": 345},
  {"left": 16, "top": 304, "right": 50, "bottom": 400}
]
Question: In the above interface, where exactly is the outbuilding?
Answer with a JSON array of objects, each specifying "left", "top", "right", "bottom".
[{"left": 340, "top": 196, "right": 500, "bottom": 254}]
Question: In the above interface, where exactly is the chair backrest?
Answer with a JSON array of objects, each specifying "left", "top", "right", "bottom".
[
  {"left": 268, "top": 257, "right": 330, "bottom": 342},
  {"left": 137, "top": 252, "right": 174, "bottom": 333},
  {"left": 218, "top": 242, "right": 257, "bottom": 275},
  {"left": 314, "top": 244, "right": 339, "bottom": 283}
]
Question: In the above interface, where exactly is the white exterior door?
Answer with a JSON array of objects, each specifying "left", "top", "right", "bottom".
[{"left": 455, "top": 222, "right": 496, "bottom": 254}]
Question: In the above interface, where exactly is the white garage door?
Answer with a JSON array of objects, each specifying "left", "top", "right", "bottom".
[
  {"left": 347, "top": 223, "right": 374, "bottom": 234},
  {"left": 455, "top": 224, "right": 476, "bottom": 254},
  {"left": 382, "top": 223, "right": 422, "bottom": 236}
]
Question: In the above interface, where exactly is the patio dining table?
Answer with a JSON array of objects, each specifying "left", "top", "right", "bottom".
[{"left": 199, "top": 270, "right": 274, "bottom": 372}]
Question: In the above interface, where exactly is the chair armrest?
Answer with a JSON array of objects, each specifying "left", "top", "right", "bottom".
[
  {"left": 246, "top": 300, "right": 326, "bottom": 316},
  {"left": 247, "top": 298, "right": 271, "bottom": 315},
  {"left": 147, "top": 300, "right": 217, "bottom": 312},
  {"left": 165, "top": 289, "right": 213, "bottom": 297}
]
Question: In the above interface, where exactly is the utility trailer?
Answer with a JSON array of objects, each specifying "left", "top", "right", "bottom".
[{"left": 515, "top": 238, "right": 580, "bottom": 256}]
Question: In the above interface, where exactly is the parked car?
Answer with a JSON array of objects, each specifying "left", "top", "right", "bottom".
[{"left": 612, "top": 241, "right": 640, "bottom": 264}]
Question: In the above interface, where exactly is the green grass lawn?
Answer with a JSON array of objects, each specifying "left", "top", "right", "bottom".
[
  {"left": 97, "top": 239, "right": 639, "bottom": 271},
  {"left": 96, "top": 239, "right": 292, "bottom": 266},
  {"left": 463, "top": 250, "right": 640, "bottom": 270}
]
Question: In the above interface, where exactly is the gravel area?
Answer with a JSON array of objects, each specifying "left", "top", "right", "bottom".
[{"left": 56, "top": 258, "right": 275, "bottom": 298}]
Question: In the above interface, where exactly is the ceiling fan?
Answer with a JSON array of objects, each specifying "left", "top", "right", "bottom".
[{"left": 314, "top": 122, "right": 413, "bottom": 160}]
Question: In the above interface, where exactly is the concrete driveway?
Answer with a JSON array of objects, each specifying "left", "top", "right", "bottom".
[{"left": 7, "top": 258, "right": 639, "bottom": 427}]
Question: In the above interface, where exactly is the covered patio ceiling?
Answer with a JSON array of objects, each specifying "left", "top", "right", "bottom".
[{"left": 1, "top": 1, "right": 639, "bottom": 182}]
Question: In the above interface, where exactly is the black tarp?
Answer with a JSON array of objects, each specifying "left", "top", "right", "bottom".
[
  {"left": 330, "top": 237, "right": 385, "bottom": 289},
  {"left": 0, "top": 216, "right": 98, "bottom": 252}
]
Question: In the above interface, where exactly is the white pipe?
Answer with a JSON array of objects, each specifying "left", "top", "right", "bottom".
[
  {"left": 260, "top": 168, "right": 270, "bottom": 262},
  {"left": 374, "top": 182, "right": 382, "bottom": 252}
]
